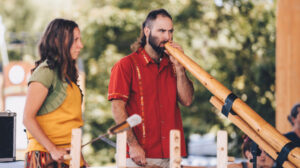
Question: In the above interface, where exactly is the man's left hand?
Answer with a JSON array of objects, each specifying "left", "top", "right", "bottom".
[{"left": 164, "top": 42, "right": 185, "bottom": 73}]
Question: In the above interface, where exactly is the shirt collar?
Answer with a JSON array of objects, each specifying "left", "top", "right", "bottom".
[
  {"left": 138, "top": 48, "right": 154, "bottom": 66},
  {"left": 137, "top": 48, "right": 170, "bottom": 67}
]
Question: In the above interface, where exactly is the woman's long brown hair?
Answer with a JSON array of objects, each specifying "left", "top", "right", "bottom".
[{"left": 33, "top": 18, "right": 79, "bottom": 84}]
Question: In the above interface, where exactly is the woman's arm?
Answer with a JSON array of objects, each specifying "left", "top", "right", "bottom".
[{"left": 23, "top": 82, "right": 67, "bottom": 163}]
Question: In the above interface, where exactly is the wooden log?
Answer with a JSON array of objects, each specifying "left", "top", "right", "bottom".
[
  {"left": 276, "top": 0, "right": 300, "bottom": 133},
  {"left": 165, "top": 43, "right": 300, "bottom": 166},
  {"left": 210, "top": 96, "right": 296, "bottom": 168},
  {"left": 170, "top": 130, "right": 181, "bottom": 168},
  {"left": 217, "top": 130, "right": 227, "bottom": 168}
]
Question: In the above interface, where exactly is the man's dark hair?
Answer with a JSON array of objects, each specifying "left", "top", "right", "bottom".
[
  {"left": 131, "top": 9, "right": 172, "bottom": 52},
  {"left": 33, "top": 18, "right": 79, "bottom": 83},
  {"left": 288, "top": 103, "right": 300, "bottom": 126}
]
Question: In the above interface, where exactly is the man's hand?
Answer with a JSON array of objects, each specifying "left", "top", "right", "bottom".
[
  {"left": 111, "top": 100, "right": 148, "bottom": 166},
  {"left": 164, "top": 42, "right": 185, "bottom": 72},
  {"left": 164, "top": 42, "right": 194, "bottom": 106},
  {"left": 129, "top": 143, "right": 147, "bottom": 167}
]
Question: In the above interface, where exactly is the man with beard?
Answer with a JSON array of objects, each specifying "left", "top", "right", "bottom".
[{"left": 108, "top": 9, "right": 194, "bottom": 167}]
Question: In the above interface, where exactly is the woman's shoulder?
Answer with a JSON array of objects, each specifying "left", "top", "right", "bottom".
[
  {"left": 29, "top": 60, "right": 56, "bottom": 88},
  {"left": 35, "top": 60, "right": 60, "bottom": 75},
  {"left": 34, "top": 60, "right": 54, "bottom": 72}
]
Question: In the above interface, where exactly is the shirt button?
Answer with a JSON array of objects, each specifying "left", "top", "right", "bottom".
[
  {"left": 162, "top": 136, "right": 166, "bottom": 139},
  {"left": 161, "top": 121, "right": 164, "bottom": 124},
  {"left": 160, "top": 105, "right": 163, "bottom": 108}
]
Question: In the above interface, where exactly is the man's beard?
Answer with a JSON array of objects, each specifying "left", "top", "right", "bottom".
[{"left": 148, "top": 32, "right": 167, "bottom": 57}]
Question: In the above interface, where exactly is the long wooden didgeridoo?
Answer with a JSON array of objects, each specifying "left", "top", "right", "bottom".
[
  {"left": 164, "top": 42, "right": 300, "bottom": 166},
  {"left": 210, "top": 96, "right": 296, "bottom": 168}
]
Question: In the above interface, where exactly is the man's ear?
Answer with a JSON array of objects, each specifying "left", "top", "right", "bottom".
[{"left": 144, "top": 27, "right": 150, "bottom": 38}]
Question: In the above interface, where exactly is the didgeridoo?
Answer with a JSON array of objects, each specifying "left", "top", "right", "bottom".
[
  {"left": 165, "top": 42, "right": 300, "bottom": 167},
  {"left": 210, "top": 96, "right": 296, "bottom": 168}
]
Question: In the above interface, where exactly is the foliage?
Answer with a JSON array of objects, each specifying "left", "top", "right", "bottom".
[{"left": 1, "top": 0, "right": 276, "bottom": 165}]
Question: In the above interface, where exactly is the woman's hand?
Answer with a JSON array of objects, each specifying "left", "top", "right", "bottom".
[{"left": 49, "top": 147, "right": 68, "bottom": 163}]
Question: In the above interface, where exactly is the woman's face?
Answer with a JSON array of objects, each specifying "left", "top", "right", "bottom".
[
  {"left": 245, "top": 148, "right": 274, "bottom": 168},
  {"left": 70, "top": 27, "right": 83, "bottom": 60},
  {"left": 257, "top": 149, "right": 274, "bottom": 168}
]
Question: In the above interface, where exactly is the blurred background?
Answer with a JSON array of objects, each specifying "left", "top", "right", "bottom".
[{"left": 0, "top": 0, "right": 276, "bottom": 167}]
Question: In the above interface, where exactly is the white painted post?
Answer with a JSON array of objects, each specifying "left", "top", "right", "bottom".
[
  {"left": 217, "top": 130, "right": 227, "bottom": 168},
  {"left": 116, "top": 131, "right": 127, "bottom": 168},
  {"left": 69, "top": 128, "right": 82, "bottom": 168},
  {"left": 170, "top": 130, "right": 181, "bottom": 168},
  {"left": 0, "top": 16, "right": 9, "bottom": 66}
]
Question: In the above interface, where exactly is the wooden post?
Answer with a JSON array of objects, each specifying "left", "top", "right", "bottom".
[
  {"left": 116, "top": 131, "right": 127, "bottom": 168},
  {"left": 170, "top": 130, "right": 181, "bottom": 168},
  {"left": 69, "top": 128, "right": 82, "bottom": 168},
  {"left": 217, "top": 131, "right": 227, "bottom": 168},
  {"left": 276, "top": 0, "right": 300, "bottom": 133}
]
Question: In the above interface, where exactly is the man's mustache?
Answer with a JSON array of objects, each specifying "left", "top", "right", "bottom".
[
  {"left": 161, "top": 41, "right": 168, "bottom": 45},
  {"left": 160, "top": 41, "right": 168, "bottom": 50}
]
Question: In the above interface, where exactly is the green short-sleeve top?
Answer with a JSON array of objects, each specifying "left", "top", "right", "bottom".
[{"left": 28, "top": 61, "right": 69, "bottom": 116}]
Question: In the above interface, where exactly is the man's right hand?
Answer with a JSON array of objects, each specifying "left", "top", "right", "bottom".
[
  {"left": 111, "top": 100, "right": 147, "bottom": 166},
  {"left": 129, "top": 144, "right": 147, "bottom": 167}
]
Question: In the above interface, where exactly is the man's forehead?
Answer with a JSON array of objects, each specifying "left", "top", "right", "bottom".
[{"left": 151, "top": 15, "right": 173, "bottom": 29}]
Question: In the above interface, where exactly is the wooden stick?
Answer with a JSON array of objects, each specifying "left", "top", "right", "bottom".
[
  {"left": 165, "top": 43, "right": 300, "bottom": 166},
  {"left": 217, "top": 130, "right": 227, "bottom": 168},
  {"left": 210, "top": 96, "right": 296, "bottom": 168},
  {"left": 170, "top": 130, "right": 181, "bottom": 168}
]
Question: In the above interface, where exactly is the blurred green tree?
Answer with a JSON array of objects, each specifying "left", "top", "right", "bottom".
[
  {"left": 1, "top": 0, "right": 276, "bottom": 165},
  {"left": 0, "top": 0, "right": 38, "bottom": 61}
]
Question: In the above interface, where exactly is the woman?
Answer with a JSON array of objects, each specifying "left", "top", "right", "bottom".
[{"left": 23, "top": 18, "right": 85, "bottom": 168}]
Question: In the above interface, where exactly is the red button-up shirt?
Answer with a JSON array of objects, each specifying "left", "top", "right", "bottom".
[{"left": 108, "top": 48, "right": 186, "bottom": 158}]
